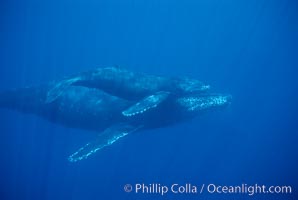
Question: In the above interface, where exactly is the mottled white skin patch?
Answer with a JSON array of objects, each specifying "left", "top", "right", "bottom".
[{"left": 178, "top": 95, "right": 231, "bottom": 111}]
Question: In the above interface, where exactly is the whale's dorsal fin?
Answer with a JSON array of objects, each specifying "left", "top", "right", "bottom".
[
  {"left": 122, "top": 91, "right": 169, "bottom": 117},
  {"left": 68, "top": 124, "right": 141, "bottom": 162}
]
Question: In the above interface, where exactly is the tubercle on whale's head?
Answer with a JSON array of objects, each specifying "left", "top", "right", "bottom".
[
  {"left": 175, "top": 77, "right": 210, "bottom": 94},
  {"left": 177, "top": 94, "right": 232, "bottom": 112}
]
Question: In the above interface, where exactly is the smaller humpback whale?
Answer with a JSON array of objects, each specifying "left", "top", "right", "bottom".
[
  {"left": 46, "top": 67, "right": 210, "bottom": 103},
  {"left": 0, "top": 68, "right": 231, "bottom": 162}
]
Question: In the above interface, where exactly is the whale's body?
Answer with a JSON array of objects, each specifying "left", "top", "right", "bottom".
[
  {"left": 15, "top": 85, "right": 130, "bottom": 131},
  {"left": 46, "top": 67, "right": 210, "bottom": 103},
  {"left": 0, "top": 67, "right": 231, "bottom": 162}
]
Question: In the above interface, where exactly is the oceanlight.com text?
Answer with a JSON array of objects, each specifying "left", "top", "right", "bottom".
[{"left": 123, "top": 183, "right": 292, "bottom": 196}]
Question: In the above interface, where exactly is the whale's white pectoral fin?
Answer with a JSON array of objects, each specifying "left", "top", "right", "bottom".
[
  {"left": 122, "top": 91, "right": 169, "bottom": 117},
  {"left": 68, "top": 124, "right": 141, "bottom": 162}
]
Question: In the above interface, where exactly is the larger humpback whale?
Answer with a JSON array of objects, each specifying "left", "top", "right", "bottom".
[{"left": 0, "top": 68, "right": 231, "bottom": 162}]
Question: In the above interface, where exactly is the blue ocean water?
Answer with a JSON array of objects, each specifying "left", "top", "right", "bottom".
[{"left": 0, "top": 0, "right": 297, "bottom": 199}]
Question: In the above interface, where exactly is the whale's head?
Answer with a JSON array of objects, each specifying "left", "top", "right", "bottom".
[
  {"left": 177, "top": 94, "right": 232, "bottom": 115},
  {"left": 175, "top": 77, "right": 210, "bottom": 94}
]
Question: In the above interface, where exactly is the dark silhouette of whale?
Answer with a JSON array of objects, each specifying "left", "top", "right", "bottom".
[{"left": 0, "top": 68, "right": 231, "bottom": 162}]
